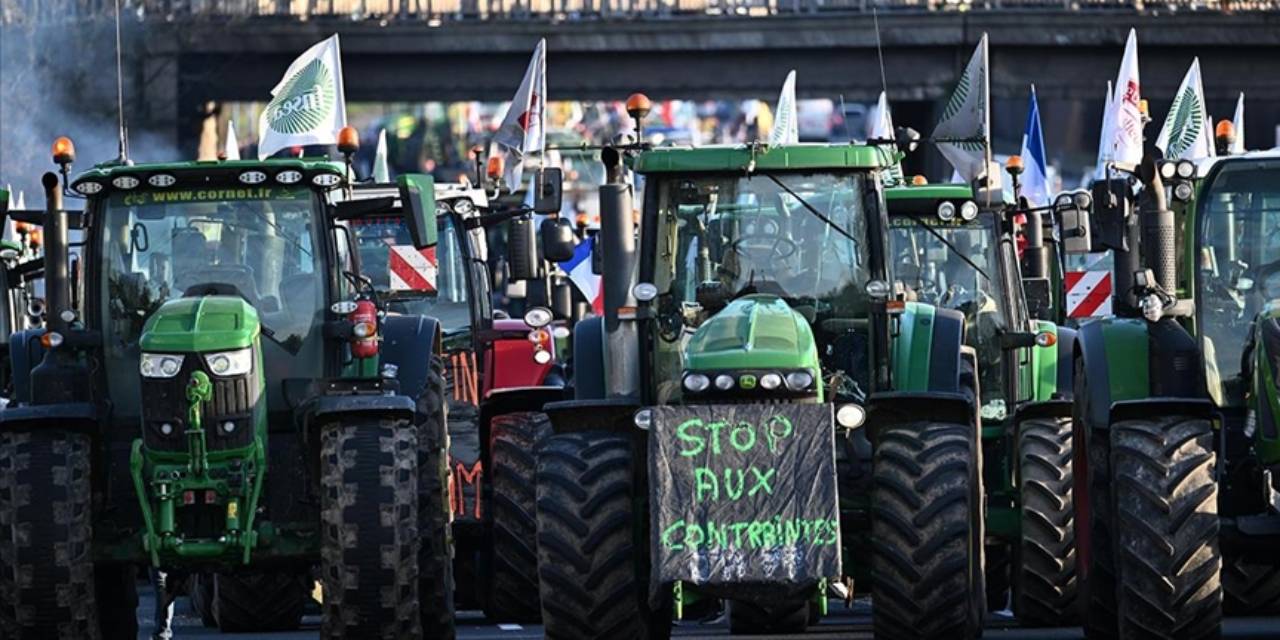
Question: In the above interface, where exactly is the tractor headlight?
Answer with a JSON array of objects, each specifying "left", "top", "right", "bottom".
[
  {"left": 312, "top": 172, "right": 343, "bottom": 188},
  {"left": 1158, "top": 161, "right": 1177, "bottom": 180},
  {"left": 937, "top": 201, "right": 957, "bottom": 221},
  {"left": 683, "top": 373, "right": 710, "bottom": 392},
  {"left": 275, "top": 170, "right": 303, "bottom": 185},
  {"left": 141, "top": 353, "right": 185, "bottom": 378},
  {"left": 835, "top": 404, "right": 867, "bottom": 428},
  {"left": 714, "top": 374, "right": 735, "bottom": 390},
  {"left": 74, "top": 180, "right": 104, "bottom": 195},
  {"left": 760, "top": 373, "right": 784, "bottom": 390},
  {"left": 1140, "top": 294, "right": 1165, "bottom": 323},
  {"left": 785, "top": 370, "right": 814, "bottom": 390},
  {"left": 111, "top": 175, "right": 140, "bottom": 190},
  {"left": 1176, "top": 160, "right": 1195, "bottom": 179},
  {"left": 1173, "top": 182, "right": 1194, "bottom": 201},
  {"left": 959, "top": 201, "right": 979, "bottom": 221},
  {"left": 238, "top": 170, "right": 267, "bottom": 185},
  {"left": 204, "top": 348, "right": 253, "bottom": 377}
]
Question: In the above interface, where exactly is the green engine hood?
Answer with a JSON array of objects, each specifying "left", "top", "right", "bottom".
[
  {"left": 684, "top": 295, "right": 818, "bottom": 371},
  {"left": 140, "top": 296, "right": 260, "bottom": 353}
]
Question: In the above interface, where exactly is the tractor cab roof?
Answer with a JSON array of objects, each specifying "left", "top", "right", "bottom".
[
  {"left": 69, "top": 158, "right": 348, "bottom": 197},
  {"left": 632, "top": 143, "right": 895, "bottom": 175}
]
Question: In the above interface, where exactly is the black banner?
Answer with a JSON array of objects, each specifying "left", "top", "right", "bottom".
[{"left": 649, "top": 403, "right": 840, "bottom": 591}]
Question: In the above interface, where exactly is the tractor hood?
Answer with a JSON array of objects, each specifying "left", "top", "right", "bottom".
[
  {"left": 684, "top": 295, "right": 818, "bottom": 371},
  {"left": 140, "top": 296, "right": 260, "bottom": 353}
]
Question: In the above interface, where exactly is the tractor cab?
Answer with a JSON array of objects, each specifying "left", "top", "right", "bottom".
[
  {"left": 341, "top": 180, "right": 490, "bottom": 341},
  {"left": 637, "top": 146, "right": 889, "bottom": 408},
  {"left": 884, "top": 184, "right": 1023, "bottom": 421}
]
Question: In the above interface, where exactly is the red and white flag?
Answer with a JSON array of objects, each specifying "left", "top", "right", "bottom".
[
  {"left": 1103, "top": 29, "right": 1142, "bottom": 168},
  {"left": 490, "top": 39, "right": 546, "bottom": 191}
]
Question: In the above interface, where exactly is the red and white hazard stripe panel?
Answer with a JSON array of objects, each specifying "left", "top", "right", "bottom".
[
  {"left": 1065, "top": 270, "right": 1112, "bottom": 318},
  {"left": 389, "top": 245, "right": 438, "bottom": 292}
]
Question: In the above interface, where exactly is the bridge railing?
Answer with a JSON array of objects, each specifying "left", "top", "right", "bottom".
[{"left": 3, "top": 0, "right": 1277, "bottom": 24}]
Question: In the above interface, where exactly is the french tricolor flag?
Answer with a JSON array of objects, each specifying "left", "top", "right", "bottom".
[{"left": 560, "top": 236, "right": 604, "bottom": 315}]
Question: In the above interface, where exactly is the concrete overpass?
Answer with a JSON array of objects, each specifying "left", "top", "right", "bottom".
[
  {"left": 2, "top": 9, "right": 1279, "bottom": 176},
  {"left": 142, "top": 11, "right": 1280, "bottom": 161}
]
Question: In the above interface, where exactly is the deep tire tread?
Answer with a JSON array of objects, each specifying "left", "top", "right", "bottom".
[
  {"left": 1014, "top": 416, "right": 1079, "bottom": 627},
  {"left": 535, "top": 432, "right": 668, "bottom": 640},
  {"left": 1112, "top": 416, "right": 1221, "bottom": 640},
  {"left": 320, "top": 419, "right": 421, "bottom": 639},
  {"left": 872, "top": 421, "right": 981, "bottom": 640},
  {"left": 486, "top": 411, "right": 551, "bottom": 623}
]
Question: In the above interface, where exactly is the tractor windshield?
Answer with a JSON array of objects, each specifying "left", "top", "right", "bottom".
[
  {"left": 651, "top": 171, "right": 872, "bottom": 315},
  {"left": 888, "top": 212, "right": 1012, "bottom": 419},
  {"left": 1196, "top": 159, "right": 1280, "bottom": 406},
  {"left": 349, "top": 213, "right": 472, "bottom": 334},
  {"left": 98, "top": 185, "right": 327, "bottom": 417}
]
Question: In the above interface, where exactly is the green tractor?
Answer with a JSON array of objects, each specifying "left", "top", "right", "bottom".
[
  {"left": 884, "top": 181, "right": 1080, "bottom": 625},
  {"left": 533, "top": 99, "right": 987, "bottom": 639},
  {"left": 1073, "top": 142, "right": 1280, "bottom": 640},
  {"left": 0, "top": 137, "right": 455, "bottom": 639}
]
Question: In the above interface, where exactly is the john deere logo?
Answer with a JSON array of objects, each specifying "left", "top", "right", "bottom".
[
  {"left": 1166, "top": 85, "right": 1203, "bottom": 159},
  {"left": 265, "top": 59, "right": 334, "bottom": 135}
]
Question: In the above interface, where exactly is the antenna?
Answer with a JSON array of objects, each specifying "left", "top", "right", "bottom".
[
  {"left": 873, "top": 7, "right": 889, "bottom": 103},
  {"left": 113, "top": 0, "right": 129, "bottom": 163}
]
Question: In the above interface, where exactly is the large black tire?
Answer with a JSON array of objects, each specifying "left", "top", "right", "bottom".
[
  {"left": 1, "top": 430, "right": 100, "bottom": 638},
  {"left": 727, "top": 597, "right": 810, "bottom": 635},
  {"left": 189, "top": 573, "right": 216, "bottom": 627},
  {"left": 486, "top": 411, "right": 551, "bottom": 623},
  {"left": 1112, "top": 416, "right": 1220, "bottom": 640},
  {"left": 871, "top": 422, "right": 983, "bottom": 640},
  {"left": 1222, "top": 555, "right": 1280, "bottom": 615},
  {"left": 1014, "top": 416, "right": 1078, "bottom": 626},
  {"left": 536, "top": 432, "right": 670, "bottom": 640},
  {"left": 418, "top": 355, "right": 457, "bottom": 640},
  {"left": 320, "top": 420, "right": 422, "bottom": 639},
  {"left": 1076, "top": 357, "right": 1119, "bottom": 640},
  {"left": 212, "top": 572, "right": 308, "bottom": 631}
]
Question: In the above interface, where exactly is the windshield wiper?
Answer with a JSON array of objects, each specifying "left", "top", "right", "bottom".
[
  {"left": 902, "top": 215, "right": 991, "bottom": 282},
  {"left": 762, "top": 173, "right": 859, "bottom": 246}
]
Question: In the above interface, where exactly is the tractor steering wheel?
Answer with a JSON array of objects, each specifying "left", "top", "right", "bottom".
[{"left": 729, "top": 234, "right": 797, "bottom": 261}]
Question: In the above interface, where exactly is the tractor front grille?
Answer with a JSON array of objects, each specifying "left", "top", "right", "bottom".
[{"left": 141, "top": 355, "right": 258, "bottom": 453}]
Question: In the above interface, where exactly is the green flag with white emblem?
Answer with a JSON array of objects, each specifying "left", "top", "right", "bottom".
[
  {"left": 258, "top": 34, "right": 347, "bottom": 160},
  {"left": 1156, "top": 58, "right": 1213, "bottom": 161},
  {"left": 932, "top": 35, "right": 990, "bottom": 182}
]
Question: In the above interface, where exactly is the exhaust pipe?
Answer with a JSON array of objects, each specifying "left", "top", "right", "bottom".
[
  {"left": 42, "top": 172, "right": 71, "bottom": 334},
  {"left": 598, "top": 146, "right": 639, "bottom": 400}
]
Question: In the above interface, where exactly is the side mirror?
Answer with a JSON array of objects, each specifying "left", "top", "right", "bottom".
[
  {"left": 1022, "top": 277, "right": 1053, "bottom": 320},
  {"left": 540, "top": 218, "right": 577, "bottom": 263},
  {"left": 397, "top": 173, "right": 438, "bottom": 249},
  {"left": 1059, "top": 188, "right": 1097, "bottom": 255},
  {"left": 508, "top": 216, "right": 538, "bottom": 281},
  {"left": 532, "top": 167, "right": 563, "bottom": 214}
]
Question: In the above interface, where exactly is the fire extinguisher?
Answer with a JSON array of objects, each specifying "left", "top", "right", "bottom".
[{"left": 348, "top": 299, "right": 379, "bottom": 359}]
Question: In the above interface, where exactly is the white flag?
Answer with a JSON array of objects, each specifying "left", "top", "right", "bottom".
[
  {"left": 1155, "top": 58, "right": 1213, "bottom": 161},
  {"left": 769, "top": 70, "right": 798, "bottom": 146},
  {"left": 1105, "top": 29, "right": 1142, "bottom": 167},
  {"left": 869, "top": 91, "right": 904, "bottom": 186},
  {"left": 933, "top": 35, "right": 990, "bottom": 183},
  {"left": 1094, "top": 81, "right": 1115, "bottom": 180},
  {"left": 373, "top": 129, "right": 390, "bottom": 183},
  {"left": 224, "top": 120, "right": 241, "bottom": 161},
  {"left": 1232, "top": 92, "right": 1246, "bottom": 154},
  {"left": 257, "top": 34, "right": 347, "bottom": 160},
  {"left": 491, "top": 39, "right": 547, "bottom": 190}
]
